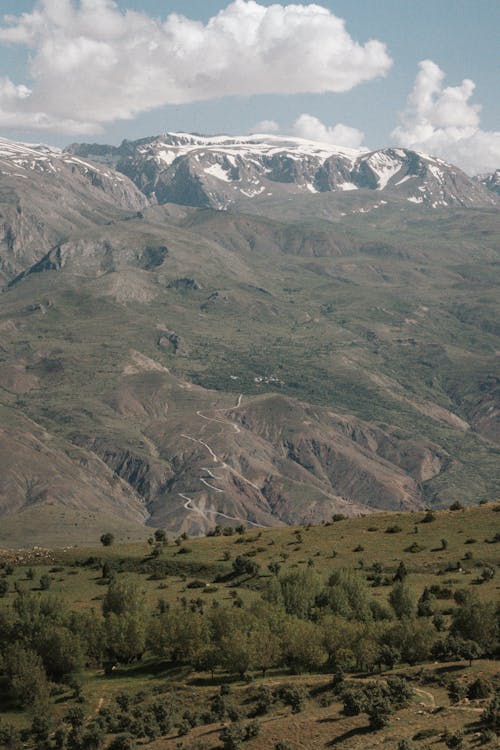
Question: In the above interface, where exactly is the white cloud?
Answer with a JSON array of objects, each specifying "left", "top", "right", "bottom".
[
  {"left": 250, "top": 119, "right": 280, "bottom": 133},
  {"left": 392, "top": 60, "right": 500, "bottom": 175},
  {"left": 292, "top": 113, "right": 365, "bottom": 148},
  {"left": 0, "top": 0, "right": 392, "bottom": 134}
]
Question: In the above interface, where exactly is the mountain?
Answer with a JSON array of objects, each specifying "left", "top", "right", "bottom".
[
  {"left": 476, "top": 169, "right": 500, "bottom": 195},
  {"left": 66, "top": 132, "right": 499, "bottom": 211},
  {"left": 0, "top": 137, "right": 148, "bottom": 283},
  {"left": 0, "top": 133, "right": 499, "bottom": 546}
]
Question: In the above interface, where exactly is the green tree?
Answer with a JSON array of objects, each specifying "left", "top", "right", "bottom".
[
  {"left": 103, "top": 578, "right": 147, "bottom": 663},
  {"left": 3, "top": 643, "right": 50, "bottom": 708},
  {"left": 283, "top": 618, "right": 327, "bottom": 673},
  {"left": 39, "top": 574, "right": 51, "bottom": 591},
  {"left": 387, "top": 619, "right": 435, "bottom": 665},
  {"left": 325, "top": 568, "right": 374, "bottom": 621},
  {"left": 451, "top": 592, "right": 497, "bottom": 653},
  {"left": 35, "top": 626, "right": 84, "bottom": 682},
  {"left": 389, "top": 581, "right": 416, "bottom": 619},
  {"left": 100, "top": 533, "right": 115, "bottom": 547}
]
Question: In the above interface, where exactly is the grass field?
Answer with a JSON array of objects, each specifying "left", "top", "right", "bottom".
[{"left": 1, "top": 503, "right": 499, "bottom": 748}]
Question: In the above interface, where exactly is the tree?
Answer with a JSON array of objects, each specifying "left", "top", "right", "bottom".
[
  {"left": 0, "top": 723, "right": 22, "bottom": 750},
  {"left": 451, "top": 592, "right": 497, "bottom": 653},
  {"left": 393, "top": 561, "right": 408, "bottom": 582},
  {"left": 149, "top": 608, "right": 209, "bottom": 663},
  {"left": 251, "top": 622, "right": 281, "bottom": 677},
  {"left": 387, "top": 619, "right": 435, "bottom": 665},
  {"left": 154, "top": 529, "right": 166, "bottom": 543},
  {"left": 39, "top": 574, "right": 51, "bottom": 591},
  {"left": 103, "top": 578, "right": 147, "bottom": 663},
  {"left": 389, "top": 581, "right": 416, "bottom": 619},
  {"left": 326, "top": 568, "right": 374, "bottom": 622},
  {"left": 35, "top": 625, "right": 84, "bottom": 681},
  {"left": 277, "top": 569, "right": 322, "bottom": 620},
  {"left": 268, "top": 561, "right": 281, "bottom": 576},
  {"left": 378, "top": 644, "right": 400, "bottom": 671},
  {"left": 100, "top": 532, "right": 115, "bottom": 547},
  {"left": 232, "top": 556, "right": 260, "bottom": 578},
  {"left": 3, "top": 643, "right": 50, "bottom": 709},
  {"left": 283, "top": 618, "right": 327, "bottom": 673}
]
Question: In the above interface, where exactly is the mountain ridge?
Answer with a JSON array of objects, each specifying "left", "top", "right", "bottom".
[{"left": 65, "top": 132, "right": 499, "bottom": 211}]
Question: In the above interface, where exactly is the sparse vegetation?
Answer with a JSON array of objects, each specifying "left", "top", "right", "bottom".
[{"left": 0, "top": 504, "right": 498, "bottom": 748}]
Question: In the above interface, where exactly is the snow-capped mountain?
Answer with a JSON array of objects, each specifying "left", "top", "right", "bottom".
[
  {"left": 0, "top": 136, "right": 147, "bottom": 211},
  {"left": 66, "top": 132, "right": 499, "bottom": 210},
  {"left": 0, "top": 136, "right": 148, "bottom": 282},
  {"left": 475, "top": 169, "right": 500, "bottom": 195}
]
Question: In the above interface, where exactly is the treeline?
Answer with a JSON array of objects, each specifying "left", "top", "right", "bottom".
[
  {"left": 1, "top": 566, "right": 499, "bottom": 691},
  {"left": 0, "top": 563, "right": 499, "bottom": 747}
]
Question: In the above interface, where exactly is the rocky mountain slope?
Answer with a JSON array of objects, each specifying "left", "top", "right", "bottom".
[
  {"left": 0, "top": 134, "right": 498, "bottom": 545},
  {"left": 66, "top": 132, "right": 499, "bottom": 211},
  {"left": 0, "top": 137, "right": 148, "bottom": 283},
  {"left": 476, "top": 168, "right": 500, "bottom": 195}
]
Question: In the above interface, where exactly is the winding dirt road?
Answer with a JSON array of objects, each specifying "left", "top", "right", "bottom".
[{"left": 179, "top": 394, "right": 266, "bottom": 528}]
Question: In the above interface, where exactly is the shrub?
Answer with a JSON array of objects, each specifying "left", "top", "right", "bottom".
[
  {"left": 278, "top": 685, "right": 308, "bottom": 714},
  {"left": 447, "top": 679, "right": 467, "bottom": 704},
  {"left": 449, "top": 501, "right": 463, "bottom": 511},
  {"left": 412, "top": 728, "right": 440, "bottom": 741},
  {"left": 468, "top": 678, "right": 492, "bottom": 700},
  {"left": 443, "top": 730, "right": 464, "bottom": 749},
  {"left": 385, "top": 525, "right": 402, "bottom": 534},
  {"left": 100, "top": 533, "right": 115, "bottom": 547},
  {"left": 482, "top": 695, "right": 500, "bottom": 730},
  {"left": 186, "top": 579, "right": 207, "bottom": 589},
  {"left": 108, "top": 735, "right": 136, "bottom": 750},
  {"left": 421, "top": 511, "right": 436, "bottom": 523},
  {"left": 39, "top": 573, "right": 51, "bottom": 590}
]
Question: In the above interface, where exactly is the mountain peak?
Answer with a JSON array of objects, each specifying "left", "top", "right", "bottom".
[{"left": 66, "top": 132, "right": 498, "bottom": 211}]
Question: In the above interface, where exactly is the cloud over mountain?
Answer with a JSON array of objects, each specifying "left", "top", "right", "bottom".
[
  {"left": 392, "top": 60, "right": 500, "bottom": 175},
  {"left": 292, "top": 114, "right": 365, "bottom": 148},
  {"left": 0, "top": 0, "right": 392, "bottom": 134}
]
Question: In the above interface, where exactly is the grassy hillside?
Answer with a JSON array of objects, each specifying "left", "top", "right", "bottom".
[{"left": 0, "top": 503, "right": 499, "bottom": 749}]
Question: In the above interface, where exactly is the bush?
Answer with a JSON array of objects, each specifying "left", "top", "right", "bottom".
[
  {"left": 108, "top": 735, "right": 136, "bottom": 750},
  {"left": 39, "top": 573, "right": 51, "bottom": 590},
  {"left": 449, "top": 501, "right": 464, "bottom": 511},
  {"left": 186, "top": 579, "right": 207, "bottom": 589},
  {"left": 482, "top": 695, "right": 500, "bottom": 730},
  {"left": 412, "top": 728, "right": 440, "bottom": 741},
  {"left": 421, "top": 511, "right": 436, "bottom": 523},
  {"left": 447, "top": 679, "right": 467, "bottom": 704},
  {"left": 386, "top": 525, "right": 402, "bottom": 534},
  {"left": 468, "top": 677, "right": 492, "bottom": 700},
  {"left": 278, "top": 685, "right": 308, "bottom": 714},
  {"left": 100, "top": 533, "right": 115, "bottom": 547},
  {"left": 444, "top": 730, "right": 464, "bottom": 749},
  {"left": 219, "top": 720, "right": 260, "bottom": 750}
]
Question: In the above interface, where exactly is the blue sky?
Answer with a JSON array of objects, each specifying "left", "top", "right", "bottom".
[{"left": 0, "top": 1, "right": 498, "bottom": 173}]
